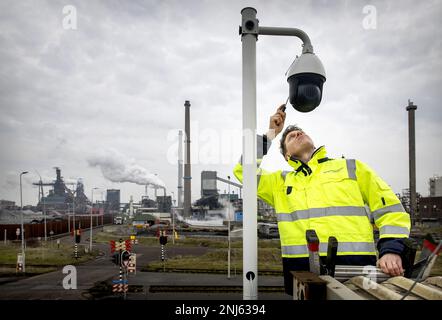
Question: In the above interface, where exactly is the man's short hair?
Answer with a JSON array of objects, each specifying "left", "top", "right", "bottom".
[{"left": 280, "top": 125, "right": 303, "bottom": 158}]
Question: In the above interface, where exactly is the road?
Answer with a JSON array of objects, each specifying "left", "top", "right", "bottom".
[
  {"left": 0, "top": 226, "right": 289, "bottom": 300},
  {"left": 0, "top": 228, "right": 211, "bottom": 300}
]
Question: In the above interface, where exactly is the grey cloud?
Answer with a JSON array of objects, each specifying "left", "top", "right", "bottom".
[{"left": 0, "top": 0, "right": 440, "bottom": 205}]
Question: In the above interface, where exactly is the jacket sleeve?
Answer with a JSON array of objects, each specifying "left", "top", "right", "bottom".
[
  {"left": 354, "top": 160, "right": 411, "bottom": 257},
  {"left": 233, "top": 134, "right": 280, "bottom": 207}
]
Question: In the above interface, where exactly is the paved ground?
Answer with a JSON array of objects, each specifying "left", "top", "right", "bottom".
[
  {"left": 0, "top": 227, "right": 291, "bottom": 300},
  {"left": 123, "top": 272, "right": 291, "bottom": 300}
]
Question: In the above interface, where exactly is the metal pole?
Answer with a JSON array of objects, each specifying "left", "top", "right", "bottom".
[
  {"left": 43, "top": 194, "right": 47, "bottom": 241},
  {"left": 178, "top": 130, "right": 183, "bottom": 208},
  {"left": 184, "top": 101, "right": 192, "bottom": 217},
  {"left": 228, "top": 176, "right": 231, "bottom": 279},
  {"left": 241, "top": 7, "right": 258, "bottom": 300},
  {"left": 73, "top": 192, "right": 75, "bottom": 235},
  {"left": 171, "top": 191, "right": 175, "bottom": 244},
  {"left": 124, "top": 268, "right": 127, "bottom": 300},
  {"left": 4, "top": 229, "right": 6, "bottom": 245},
  {"left": 90, "top": 188, "right": 96, "bottom": 252},
  {"left": 20, "top": 171, "right": 28, "bottom": 272},
  {"left": 406, "top": 100, "right": 418, "bottom": 225},
  {"left": 67, "top": 210, "right": 70, "bottom": 236},
  {"left": 258, "top": 27, "right": 313, "bottom": 52}
]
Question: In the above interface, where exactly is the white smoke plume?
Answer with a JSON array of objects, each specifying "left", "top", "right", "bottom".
[{"left": 87, "top": 148, "right": 166, "bottom": 188}]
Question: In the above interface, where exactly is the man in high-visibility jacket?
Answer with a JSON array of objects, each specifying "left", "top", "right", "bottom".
[{"left": 233, "top": 104, "right": 411, "bottom": 295}]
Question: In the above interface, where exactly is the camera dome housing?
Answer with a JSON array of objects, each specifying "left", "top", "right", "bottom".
[{"left": 287, "top": 53, "right": 326, "bottom": 112}]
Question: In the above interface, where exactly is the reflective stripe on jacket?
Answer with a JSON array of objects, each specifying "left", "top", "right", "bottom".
[{"left": 233, "top": 139, "right": 410, "bottom": 258}]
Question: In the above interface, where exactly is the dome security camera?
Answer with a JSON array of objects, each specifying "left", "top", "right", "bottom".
[{"left": 287, "top": 53, "right": 326, "bottom": 112}]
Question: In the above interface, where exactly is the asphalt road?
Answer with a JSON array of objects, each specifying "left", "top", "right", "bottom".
[{"left": 0, "top": 227, "right": 289, "bottom": 300}]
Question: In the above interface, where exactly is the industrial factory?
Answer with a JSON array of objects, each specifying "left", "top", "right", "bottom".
[
  {"left": 0, "top": 99, "right": 280, "bottom": 241},
  {"left": 1, "top": 99, "right": 442, "bottom": 241}
]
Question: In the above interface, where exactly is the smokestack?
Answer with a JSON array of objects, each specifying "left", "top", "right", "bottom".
[
  {"left": 406, "top": 99, "right": 417, "bottom": 225},
  {"left": 129, "top": 195, "right": 134, "bottom": 218},
  {"left": 184, "top": 100, "right": 192, "bottom": 217},
  {"left": 178, "top": 130, "right": 183, "bottom": 208}
]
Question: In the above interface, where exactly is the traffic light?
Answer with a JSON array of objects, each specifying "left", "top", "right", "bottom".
[
  {"left": 159, "top": 235, "right": 168, "bottom": 245},
  {"left": 111, "top": 252, "right": 120, "bottom": 266},
  {"left": 75, "top": 229, "right": 81, "bottom": 244},
  {"left": 121, "top": 250, "right": 130, "bottom": 267}
]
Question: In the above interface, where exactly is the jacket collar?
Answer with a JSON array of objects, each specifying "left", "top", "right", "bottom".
[{"left": 287, "top": 146, "right": 328, "bottom": 176}]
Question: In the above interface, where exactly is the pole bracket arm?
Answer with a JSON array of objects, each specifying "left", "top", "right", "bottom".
[{"left": 258, "top": 26, "right": 314, "bottom": 53}]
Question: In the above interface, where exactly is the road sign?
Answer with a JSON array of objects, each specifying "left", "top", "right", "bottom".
[
  {"left": 124, "top": 240, "right": 132, "bottom": 252},
  {"left": 16, "top": 253, "right": 24, "bottom": 273},
  {"left": 121, "top": 250, "right": 130, "bottom": 267},
  {"left": 112, "top": 279, "right": 128, "bottom": 284},
  {"left": 128, "top": 254, "right": 136, "bottom": 273},
  {"left": 112, "top": 284, "right": 128, "bottom": 293}
]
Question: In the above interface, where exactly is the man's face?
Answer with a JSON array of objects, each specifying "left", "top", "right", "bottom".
[{"left": 284, "top": 129, "right": 315, "bottom": 159}]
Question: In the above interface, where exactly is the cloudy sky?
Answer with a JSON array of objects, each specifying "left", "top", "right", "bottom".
[{"left": 0, "top": 0, "right": 441, "bottom": 206}]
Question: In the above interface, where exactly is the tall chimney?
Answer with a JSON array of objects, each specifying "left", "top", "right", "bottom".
[
  {"left": 406, "top": 99, "right": 417, "bottom": 225},
  {"left": 129, "top": 195, "right": 134, "bottom": 218},
  {"left": 178, "top": 130, "right": 184, "bottom": 208},
  {"left": 184, "top": 100, "right": 192, "bottom": 217}
]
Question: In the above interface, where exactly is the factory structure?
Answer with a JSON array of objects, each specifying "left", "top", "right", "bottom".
[
  {"left": 33, "top": 167, "right": 89, "bottom": 214},
  {"left": 1, "top": 99, "right": 440, "bottom": 240},
  {"left": 174, "top": 100, "right": 275, "bottom": 224},
  {"left": 418, "top": 176, "right": 442, "bottom": 226}
]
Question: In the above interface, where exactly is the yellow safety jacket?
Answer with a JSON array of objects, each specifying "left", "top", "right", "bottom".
[{"left": 233, "top": 144, "right": 410, "bottom": 258}]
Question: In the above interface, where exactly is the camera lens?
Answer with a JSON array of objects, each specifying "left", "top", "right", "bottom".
[
  {"left": 288, "top": 73, "right": 325, "bottom": 113},
  {"left": 296, "top": 84, "right": 321, "bottom": 112}
]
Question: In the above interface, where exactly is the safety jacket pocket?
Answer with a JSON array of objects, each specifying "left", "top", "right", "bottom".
[
  {"left": 320, "top": 176, "right": 364, "bottom": 207},
  {"left": 275, "top": 186, "right": 300, "bottom": 213}
]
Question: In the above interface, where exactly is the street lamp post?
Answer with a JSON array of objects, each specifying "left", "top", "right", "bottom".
[
  {"left": 72, "top": 193, "right": 75, "bottom": 234},
  {"left": 43, "top": 191, "right": 47, "bottom": 242},
  {"left": 171, "top": 191, "right": 175, "bottom": 244},
  {"left": 20, "top": 171, "right": 28, "bottom": 272},
  {"left": 239, "top": 7, "right": 325, "bottom": 299},
  {"left": 90, "top": 187, "right": 98, "bottom": 252},
  {"left": 36, "top": 173, "right": 47, "bottom": 242},
  {"left": 227, "top": 175, "right": 231, "bottom": 279}
]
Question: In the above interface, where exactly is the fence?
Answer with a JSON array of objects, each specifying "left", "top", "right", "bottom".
[{"left": 1, "top": 214, "right": 114, "bottom": 241}]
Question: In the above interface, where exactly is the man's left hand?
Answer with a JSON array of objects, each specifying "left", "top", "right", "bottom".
[{"left": 377, "top": 253, "right": 404, "bottom": 277}]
